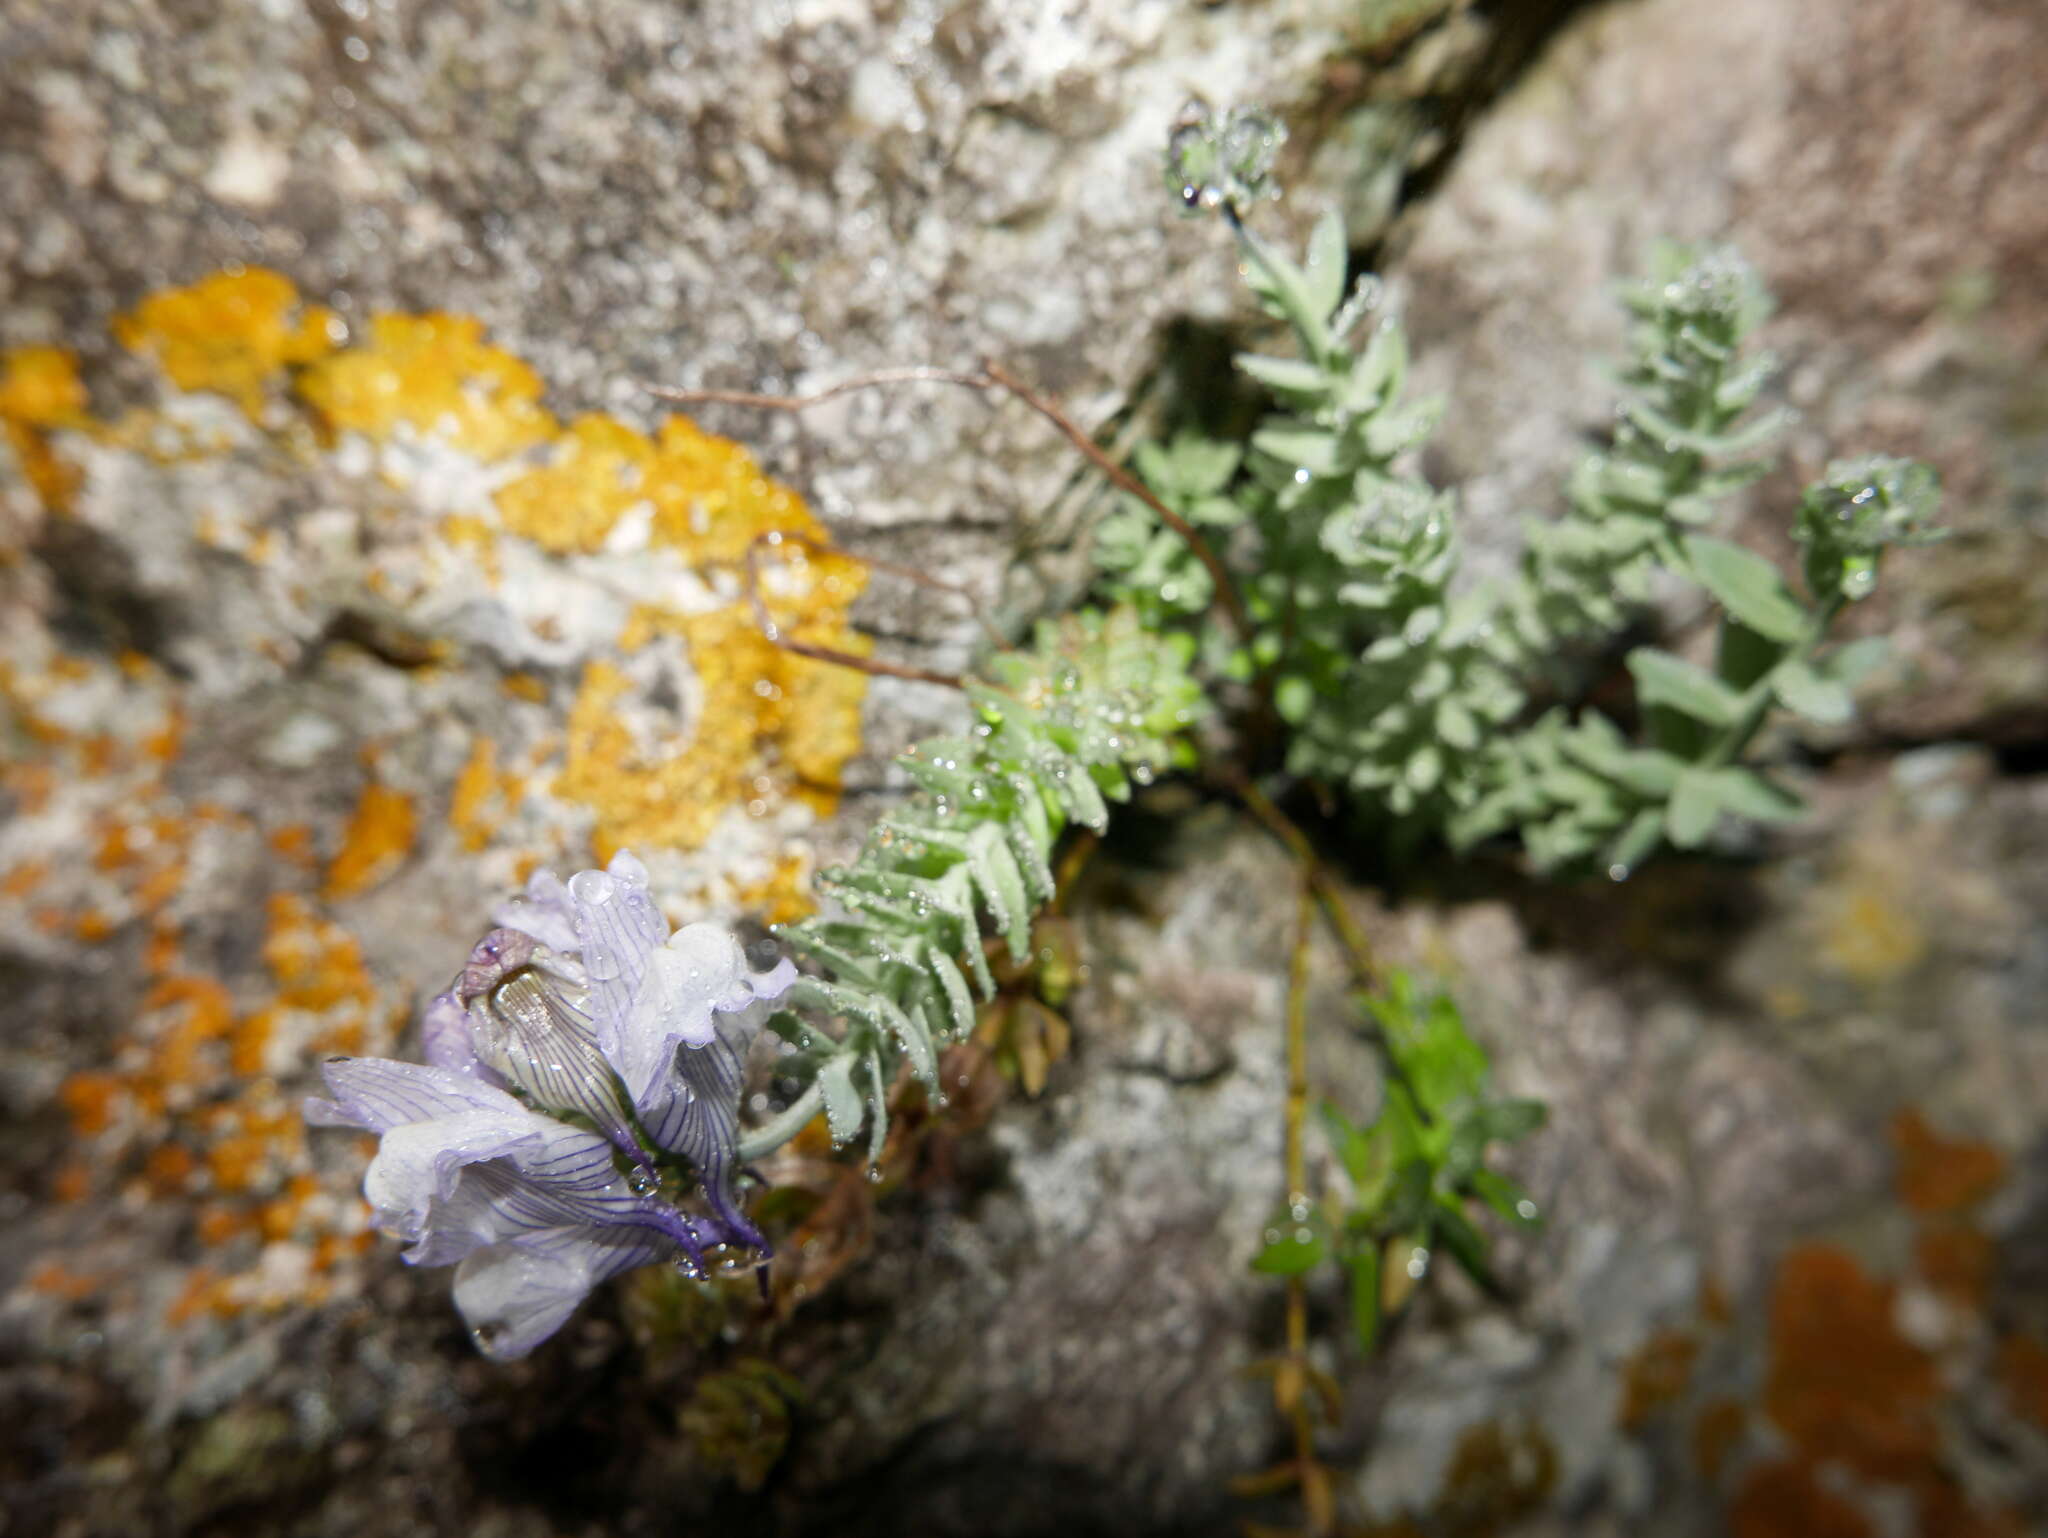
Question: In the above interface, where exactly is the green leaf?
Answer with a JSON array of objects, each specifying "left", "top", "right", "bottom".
[
  {"left": 1252, "top": 1216, "right": 1327, "bottom": 1277},
  {"left": 1666, "top": 768, "right": 1722, "bottom": 848},
  {"left": 1472, "top": 1098, "right": 1547, "bottom": 1144},
  {"left": 1303, "top": 208, "right": 1349, "bottom": 324},
  {"left": 1470, "top": 1168, "right": 1538, "bottom": 1227},
  {"left": 1430, "top": 1199, "right": 1496, "bottom": 1291},
  {"left": 818, "top": 1054, "right": 864, "bottom": 1148},
  {"left": 1821, "top": 635, "right": 1889, "bottom": 687},
  {"left": 1627, "top": 648, "right": 1745, "bottom": 728},
  {"left": 1772, "top": 659, "right": 1853, "bottom": 724},
  {"left": 1704, "top": 767, "right": 1803, "bottom": 823},
  {"left": 1275, "top": 674, "right": 1315, "bottom": 724},
  {"left": 1252, "top": 424, "right": 1344, "bottom": 477},
  {"left": 1236, "top": 354, "right": 1330, "bottom": 396},
  {"left": 1347, "top": 1246, "right": 1382, "bottom": 1353},
  {"left": 926, "top": 949, "right": 976, "bottom": 1040}
]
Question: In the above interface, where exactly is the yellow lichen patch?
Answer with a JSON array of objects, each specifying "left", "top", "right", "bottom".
[
  {"left": 296, "top": 311, "right": 554, "bottom": 459},
  {"left": 0, "top": 344, "right": 88, "bottom": 426},
  {"left": 644, "top": 416, "right": 820, "bottom": 564},
  {"left": 2, "top": 345, "right": 90, "bottom": 511},
  {"left": 449, "top": 735, "right": 525, "bottom": 852},
  {"left": 556, "top": 591, "right": 869, "bottom": 858},
  {"left": 1814, "top": 847, "right": 1927, "bottom": 986},
  {"left": 112, "top": 268, "right": 336, "bottom": 418},
  {"left": 322, "top": 781, "right": 418, "bottom": 899},
  {"left": 496, "top": 412, "right": 654, "bottom": 553},
  {"left": 735, "top": 851, "right": 818, "bottom": 926}
]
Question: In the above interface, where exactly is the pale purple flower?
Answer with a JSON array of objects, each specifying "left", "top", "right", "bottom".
[{"left": 306, "top": 850, "right": 795, "bottom": 1359}]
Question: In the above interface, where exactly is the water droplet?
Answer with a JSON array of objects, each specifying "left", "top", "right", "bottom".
[
  {"left": 1515, "top": 1199, "right": 1539, "bottom": 1221},
  {"left": 1405, "top": 1247, "right": 1430, "bottom": 1280},
  {"left": 1293, "top": 467, "right": 1311, "bottom": 485},
  {"left": 865, "top": 1166, "right": 884, "bottom": 1185},
  {"left": 1607, "top": 863, "right": 1630, "bottom": 883}
]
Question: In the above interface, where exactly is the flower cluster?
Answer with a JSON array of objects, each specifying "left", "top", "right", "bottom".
[{"left": 306, "top": 851, "right": 794, "bottom": 1359}]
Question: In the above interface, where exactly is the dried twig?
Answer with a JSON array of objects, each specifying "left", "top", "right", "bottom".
[{"left": 742, "top": 529, "right": 968, "bottom": 689}]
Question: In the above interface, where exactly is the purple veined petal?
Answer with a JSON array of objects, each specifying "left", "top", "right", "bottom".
[
  {"left": 398, "top": 1140, "right": 651, "bottom": 1266},
  {"left": 362, "top": 1110, "right": 552, "bottom": 1247},
  {"left": 304, "top": 1055, "right": 529, "bottom": 1133},
  {"left": 453, "top": 1223, "right": 673, "bottom": 1361},
  {"left": 455, "top": 930, "right": 651, "bottom": 1170},
  {"left": 665, "top": 1013, "right": 770, "bottom": 1251},
  {"left": 420, "top": 992, "right": 508, "bottom": 1088},
  {"left": 493, "top": 868, "right": 581, "bottom": 954},
  {"left": 567, "top": 851, "right": 671, "bottom": 1068}
]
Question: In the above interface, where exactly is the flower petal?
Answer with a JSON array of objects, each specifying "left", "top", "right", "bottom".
[
  {"left": 420, "top": 992, "right": 506, "bottom": 1087},
  {"left": 493, "top": 868, "right": 581, "bottom": 953},
  {"left": 453, "top": 1224, "right": 672, "bottom": 1360},
  {"left": 566, "top": 851, "right": 670, "bottom": 1068},
  {"left": 304, "top": 1055, "right": 526, "bottom": 1132}
]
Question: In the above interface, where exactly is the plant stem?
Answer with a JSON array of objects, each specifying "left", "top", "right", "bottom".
[{"left": 1283, "top": 878, "right": 1333, "bottom": 1537}]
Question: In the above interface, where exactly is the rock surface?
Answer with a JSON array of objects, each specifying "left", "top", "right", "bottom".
[{"left": 4, "top": 0, "right": 2046, "bottom": 1536}]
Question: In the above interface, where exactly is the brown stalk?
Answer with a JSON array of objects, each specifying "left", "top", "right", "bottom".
[{"left": 741, "top": 529, "right": 972, "bottom": 689}]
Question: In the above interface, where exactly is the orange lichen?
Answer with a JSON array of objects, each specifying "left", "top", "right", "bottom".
[
  {"left": 1914, "top": 1224, "right": 1995, "bottom": 1308},
  {"left": 1996, "top": 1334, "right": 2048, "bottom": 1430},
  {"left": 267, "top": 822, "right": 318, "bottom": 870},
  {"left": 322, "top": 781, "right": 418, "bottom": 899},
  {"left": 1618, "top": 1329, "right": 1700, "bottom": 1430},
  {"left": 1763, "top": 1243, "right": 1937, "bottom": 1479},
  {"left": 58, "top": 1072, "right": 121, "bottom": 1137},
  {"left": 450, "top": 735, "right": 524, "bottom": 851},
  {"left": 1915, "top": 1479, "right": 2026, "bottom": 1538},
  {"left": 51, "top": 1164, "right": 90, "bottom": 1203},
  {"left": 1731, "top": 1459, "right": 1873, "bottom": 1538},
  {"left": 502, "top": 671, "right": 548, "bottom": 703},
  {"left": 143, "top": 1143, "right": 197, "bottom": 1195},
  {"left": 1891, "top": 1108, "right": 2006, "bottom": 1215},
  {"left": 28, "top": 1262, "right": 103, "bottom": 1301},
  {"left": 1690, "top": 1397, "right": 1746, "bottom": 1480},
  {"left": 112, "top": 268, "right": 336, "bottom": 418},
  {"left": 296, "top": 311, "right": 554, "bottom": 458},
  {"left": 264, "top": 893, "right": 376, "bottom": 1013},
  {"left": 1, "top": 859, "right": 50, "bottom": 899}
]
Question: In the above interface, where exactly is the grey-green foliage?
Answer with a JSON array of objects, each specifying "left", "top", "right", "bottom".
[
  {"left": 751, "top": 607, "right": 1204, "bottom": 1158},
  {"left": 1455, "top": 456, "right": 1942, "bottom": 874},
  {"left": 1501, "top": 243, "right": 1787, "bottom": 659},
  {"left": 1098, "top": 204, "right": 1524, "bottom": 821},
  {"left": 1109, "top": 118, "right": 1942, "bottom": 873}
]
